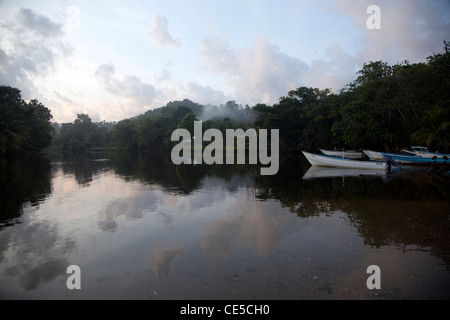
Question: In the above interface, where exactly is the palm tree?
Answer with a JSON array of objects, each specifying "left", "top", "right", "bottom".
[{"left": 411, "top": 106, "right": 450, "bottom": 152}]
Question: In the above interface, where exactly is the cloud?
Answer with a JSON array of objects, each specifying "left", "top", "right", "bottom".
[
  {"left": 155, "top": 68, "right": 172, "bottom": 82},
  {"left": 184, "top": 82, "right": 229, "bottom": 106},
  {"left": 199, "top": 34, "right": 239, "bottom": 75},
  {"left": 150, "top": 244, "right": 184, "bottom": 279},
  {"left": 95, "top": 63, "right": 157, "bottom": 110},
  {"left": 199, "top": 0, "right": 450, "bottom": 104},
  {"left": 199, "top": 195, "right": 303, "bottom": 268},
  {"left": 16, "top": 8, "right": 64, "bottom": 38},
  {"left": 200, "top": 35, "right": 310, "bottom": 105},
  {"left": 304, "top": 43, "right": 359, "bottom": 92},
  {"left": 147, "top": 14, "right": 181, "bottom": 49},
  {"left": 199, "top": 34, "right": 360, "bottom": 103},
  {"left": 0, "top": 7, "right": 71, "bottom": 99},
  {"left": 330, "top": 0, "right": 450, "bottom": 64},
  {"left": 0, "top": 217, "right": 75, "bottom": 291}
]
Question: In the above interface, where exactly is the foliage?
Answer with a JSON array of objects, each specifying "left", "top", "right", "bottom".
[
  {"left": 109, "top": 102, "right": 251, "bottom": 152},
  {"left": 411, "top": 106, "right": 450, "bottom": 151},
  {"left": 253, "top": 44, "right": 449, "bottom": 153},
  {"left": 0, "top": 86, "right": 54, "bottom": 157},
  {"left": 57, "top": 114, "right": 110, "bottom": 153},
  {"left": 254, "top": 87, "right": 339, "bottom": 151}
]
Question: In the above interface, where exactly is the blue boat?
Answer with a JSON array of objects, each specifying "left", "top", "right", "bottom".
[{"left": 381, "top": 153, "right": 449, "bottom": 165}]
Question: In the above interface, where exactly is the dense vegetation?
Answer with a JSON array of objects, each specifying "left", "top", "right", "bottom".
[
  {"left": 1, "top": 44, "right": 449, "bottom": 158},
  {"left": 52, "top": 113, "right": 113, "bottom": 153},
  {"left": 255, "top": 45, "right": 449, "bottom": 153},
  {"left": 50, "top": 100, "right": 254, "bottom": 153},
  {"left": 0, "top": 86, "right": 54, "bottom": 157}
]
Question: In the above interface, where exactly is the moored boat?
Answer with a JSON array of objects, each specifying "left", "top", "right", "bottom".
[
  {"left": 320, "top": 149, "right": 362, "bottom": 159},
  {"left": 405, "top": 146, "right": 450, "bottom": 159},
  {"left": 302, "top": 151, "right": 401, "bottom": 173},
  {"left": 363, "top": 150, "right": 384, "bottom": 161},
  {"left": 381, "top": 152, "right": 449, "bottom": 165}
]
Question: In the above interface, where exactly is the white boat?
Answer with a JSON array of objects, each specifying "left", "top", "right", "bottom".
[
  {"left": 319, "top": 149, "right": 362, "bottom": 159},
  {"left": 363, "top": 150, "right": 384, "bottom": 161},
  {"left": 406, "top": 146, "right": 450, "bottom": 159},
  {"left": 302, "top": 151, "right": 400, "bottom": 173}
]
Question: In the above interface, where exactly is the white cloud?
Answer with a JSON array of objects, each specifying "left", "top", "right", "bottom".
[
  {"left": 199, "top": 0, "right": 450, "bottom": 104},
  {"left": 199, "top": 34, "right": 360, "bottom": 104},
  {"left": 147, "top": 14, "right": 181, "bottom": 49},
  {"left": 95, "top": 63, "right": 156, "bottom": 104},
  {"left": 16, "top": 8, "right": 64, "bottom": 38},
  {"left": 0, "top": 7, "right": 72, "bottom": 99},
  {"left": 304, "top": 43, "right": 359, "bottom": 92},
  {"left": 95, "top": 63, "right": 159, "bottom": 117},
  {"left": 200, "top": 35, "right": 310, "bottom": 105},
  {"left": 184, "top": 82, "right": 229, "bottom": 106},
  {"left": 330, "top": 0, "right": 450, "bottom": 64},
  {"left": 155, "top": 68, "right": 172, "bottom": 82},
  {"left": 199, "top": 34, "right": 239, "bottom": 75}
]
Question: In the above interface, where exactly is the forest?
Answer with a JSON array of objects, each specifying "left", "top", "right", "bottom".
[{"left": 1, "top": 44, "right": 449, "bottom": 158}]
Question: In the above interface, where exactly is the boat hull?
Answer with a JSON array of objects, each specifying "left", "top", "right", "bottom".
[
  {"left": 382, "top": 153, "right": 450, "bottom": 165},
  {"left": 320, "top": 149, "right": 362, "bottom": 159},
  {"left": 303, "top": 151, "right": 388, "bottom": 170},
  {"left": 410, "top": 150, "right": 450, "bottom": 158}
]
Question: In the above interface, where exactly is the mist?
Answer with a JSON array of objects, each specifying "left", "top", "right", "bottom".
[{"left": 144, "top": 99, "right": 255, "bottom": 123}]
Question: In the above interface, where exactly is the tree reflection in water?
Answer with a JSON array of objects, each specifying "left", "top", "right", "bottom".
[{"left": 0, "top": 152, "right": 448, "bottom": 299}]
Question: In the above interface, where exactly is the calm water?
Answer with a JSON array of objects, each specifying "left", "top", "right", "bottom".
[{"left": 0, "top": 152, "right": 449, "bottom": 300}]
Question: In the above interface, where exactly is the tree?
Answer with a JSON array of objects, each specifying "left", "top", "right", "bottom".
[
  {"left": 111, "top": 119, "right": 137, "bottom": 151},
  {"left": 411, "top": 106, "right": 450, "bottom": 152},
  {"left": 254, "top": 87, "right": 334, "bottom": 151},
  {"left": 0, "top": 87, "right": 28, "bottom": 154},
  {"left": 0, "top": 86, "right": 53, "bottom": 156},
  {"left": 23, "top": 99, "right": 54, "bottom": 153},
  {"left": 331, "top": 99, "right": 388, "bottom": 149},
  {"left": 60, "top": 114, "right": 101, "bottom": 152},
  {"left": 177, "top": 112, "right": 199, "bottom": 137}
]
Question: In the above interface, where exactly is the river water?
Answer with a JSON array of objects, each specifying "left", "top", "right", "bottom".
[{"left": 0, "top": 152, "right": 449, "bottom": 299}]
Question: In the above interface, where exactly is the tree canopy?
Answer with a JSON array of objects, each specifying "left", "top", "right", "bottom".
[
  {"left": 253, "top": 45, "right": 449, "bottom": 153},
  {"left": 0, "top": 86, "right": 54, "bottom": 157},
  {"left": 58, "top": 113, "right": 110, "bottom": 153}
]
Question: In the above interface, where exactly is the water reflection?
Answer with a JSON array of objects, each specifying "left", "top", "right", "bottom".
[
  {"left": 0, "top": 158, "right": 53, "bottom": 229},
  {"left": 302, "top": 166, "right": 395, "bottom": 182},
  {"left": 0, "top": 157, "right": 76, "bottom": 293},
  {"left": 150, "top": 243, "right": 184, "bottom": 279},
  {"left": 200, "top": 199, "right": 301, "bottom": 266},
  {"left": 109, "top": 152, "right": 258, "bottom": 195},
  {"left": 60, "top": 157, "right": 112, "bottom": 187},
  {"left": 256, "top": 157, "right": 450, "bottom": 267},
  {"left": 0, "top": 152, "right": 448, "bottom": 299}
]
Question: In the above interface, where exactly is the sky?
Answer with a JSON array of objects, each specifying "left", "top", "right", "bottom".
[{"left": 0, "top": 0, "right": 449, "bottom": 123}]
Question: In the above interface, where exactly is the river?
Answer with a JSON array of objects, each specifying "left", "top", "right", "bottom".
[{"left": 0, "top": 152, "right": 449, "bottom": 299}]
